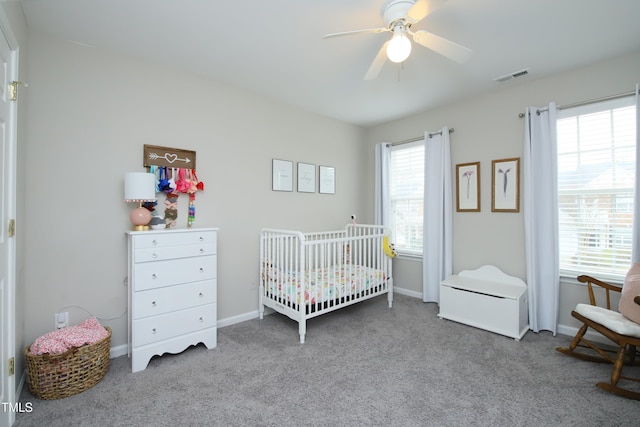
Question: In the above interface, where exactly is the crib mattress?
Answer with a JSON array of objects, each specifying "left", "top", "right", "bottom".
[{"left": 265, "top": 264, "right": 387, "bottom": 306}]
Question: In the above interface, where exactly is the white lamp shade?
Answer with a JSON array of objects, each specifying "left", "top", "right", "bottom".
[{"left": 124, "top": 172, "right": 156, "bottom": 202}]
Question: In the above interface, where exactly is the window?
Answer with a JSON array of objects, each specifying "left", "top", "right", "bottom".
[
  {"left": 557, "top": 96, "right": 636, "bottom": 281},
  {"left": 390, "top": 141, "right": 424, "bottom": 255}
]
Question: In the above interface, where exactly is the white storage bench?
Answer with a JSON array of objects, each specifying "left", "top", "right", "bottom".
[{"left": 438, "top": 265, "right": 529, "bottom": 340}]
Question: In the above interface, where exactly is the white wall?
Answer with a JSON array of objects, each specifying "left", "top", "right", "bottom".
[
  {"left": 23, "top": 32, "right": 368, "bottom": 349},
  {"left": 366, "top": 51, "right": 640, "bottom": 331}
]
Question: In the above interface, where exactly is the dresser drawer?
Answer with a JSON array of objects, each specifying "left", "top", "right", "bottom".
[
  {"left": 134, "top": 303, "right": 217, "bottom": 347},
  {"left": 133, "top": 230, "right": 217, "bottom": 250},
  {"left": 133, "top": 280, "right": 216, "bottom": 319},
  {"left": 133, "top": 255, "right": 216, "bottom": 291},
  {"left": 135, "top": 243, "right": 215, "bottom": 263}
]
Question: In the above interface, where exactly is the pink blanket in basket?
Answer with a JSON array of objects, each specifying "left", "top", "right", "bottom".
[{"left": 30, "top": 317, "right": 108, "bottom": 355}]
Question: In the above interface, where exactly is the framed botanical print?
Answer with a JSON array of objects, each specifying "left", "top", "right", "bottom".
[
  {"left": 491, "top": 157, "right": 520, "bottom": 212},
  {"left": 456, "top": 162, "right": 480, "bottom": 212}
]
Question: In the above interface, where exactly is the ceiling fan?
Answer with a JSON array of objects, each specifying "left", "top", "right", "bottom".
[{"left": 322, "top": 0, "right": 472, "bottom": 80}]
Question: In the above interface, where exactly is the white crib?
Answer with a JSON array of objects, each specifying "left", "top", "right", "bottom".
[{"left": 259, "top": 224, "right": 394, "bottom": 343}]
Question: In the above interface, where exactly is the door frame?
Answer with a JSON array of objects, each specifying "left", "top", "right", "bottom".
[{"left": 0, "top": 5, "right": 19, "bottom": 427}]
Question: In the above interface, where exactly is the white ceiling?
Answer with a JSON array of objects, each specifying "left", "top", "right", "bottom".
[{"left": 18, "top": 0, "right": 640, "bottom": 127}]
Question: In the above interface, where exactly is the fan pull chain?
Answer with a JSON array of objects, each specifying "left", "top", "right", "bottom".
[{"left": 397, "top": 61, "right": 405, "bottom": 82}]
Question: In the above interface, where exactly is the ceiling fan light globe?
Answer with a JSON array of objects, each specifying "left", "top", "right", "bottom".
[{"left": 387, "top": 34, "right": 411, "bottom": 63}]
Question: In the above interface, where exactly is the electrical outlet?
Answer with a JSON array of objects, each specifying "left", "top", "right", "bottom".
[{"left": 55, "top": 312, "right": 69, "bottom": 329}]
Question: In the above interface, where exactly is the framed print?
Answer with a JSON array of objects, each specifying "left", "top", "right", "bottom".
[
  {"left": 319, "top": 165, "right": 335, "bottom": 194},
  {"left": 456, "top": 162, "right": 480, "bottom": 212},
  {"left": 272, "top": 159, "right": 293, "bottom": 192},
  {"left": 297, "top": 162, "right": 316, "bottom": 193},
  {"left": 491, "top": 157, "right": 520, "bottom": 212}
]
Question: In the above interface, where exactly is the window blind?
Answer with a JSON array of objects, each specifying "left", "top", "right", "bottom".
[
  {"left": 390, "top": 141, "right": 424, "bottom": 254},
  {"left": 557, "top": 96, "right": 636, "bottom": 281}
]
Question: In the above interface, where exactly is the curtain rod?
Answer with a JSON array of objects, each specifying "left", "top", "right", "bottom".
[
  {"left": 518, "top": 89, "right": 637, "bottom": 118},
  {"left": 390, "top": 128, "right": 454, "bottom": 146}
]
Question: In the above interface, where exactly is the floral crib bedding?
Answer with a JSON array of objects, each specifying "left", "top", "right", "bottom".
[{"left": 264, "top": 263, "right": 387, "bottom": 306}]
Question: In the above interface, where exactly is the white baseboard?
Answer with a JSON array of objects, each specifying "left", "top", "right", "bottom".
[
  {"left": 218, "top": 310, "right": 261, "bottom": 328},
  {"left": 109, "top": 343, "right": 128, "bottom": 359},
  {"left": 557, "top": 323, "right": 577, "bottom": 338},
  {"left": 17, "top": 369, "right": 25, "bottom": 402},
  {"left": 393, "top": 287, "right": 422, "bottom": 299}
]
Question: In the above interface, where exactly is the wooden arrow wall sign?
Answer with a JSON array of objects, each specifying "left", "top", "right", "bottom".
[{"left": 143, "top": 144, "right": 196, "bottom": 169}]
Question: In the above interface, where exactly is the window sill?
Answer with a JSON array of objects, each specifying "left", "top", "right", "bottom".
[{"left": 394, "top": 252, "right": 422, "bottom": 262}]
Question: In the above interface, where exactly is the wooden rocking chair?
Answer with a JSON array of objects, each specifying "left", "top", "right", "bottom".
[{"left": 556, "top": 275, "right": 640, "bottom": 400}]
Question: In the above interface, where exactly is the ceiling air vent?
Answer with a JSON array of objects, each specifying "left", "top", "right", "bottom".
[{"left": 494, "top": 68, "right": 530, "bottom": 84}]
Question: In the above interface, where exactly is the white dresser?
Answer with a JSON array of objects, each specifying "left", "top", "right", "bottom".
[
  {"left": 438, "top": 265, "right": 529, "bottom": 340},
  {"left": 127, "top": 227, "right": 218, "bottom": 372}
]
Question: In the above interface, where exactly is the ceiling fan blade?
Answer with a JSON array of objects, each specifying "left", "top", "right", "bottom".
[
  {"left": 412, "top": 30, "right": 472, "bottom": 63},
  {"left": 364, "top": 41, "right": 389, "bottom": 80},
  {"left": 322, "top": 27, "right": 388, "bottom": 39},
  {"left": 405, "top": 0, "right": 447, "bottom": 25}
]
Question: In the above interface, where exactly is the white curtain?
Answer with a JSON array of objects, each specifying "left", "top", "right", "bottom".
[
  {"left": 423, "top": 128, "right": 453, "bottom": 303},
  {"left": 523, "top": 103, "right": 560, "bottom": 334},
  {"left": 633, "top": 84, "right": 640, "bottom": 264},
  {"left": 374, "top": 142, "right": 391, "bottom": 227}
]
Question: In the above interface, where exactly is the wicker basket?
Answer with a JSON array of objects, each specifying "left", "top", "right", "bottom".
[{"left": 25, "top": 327, "right": 111, "bottom": 400}]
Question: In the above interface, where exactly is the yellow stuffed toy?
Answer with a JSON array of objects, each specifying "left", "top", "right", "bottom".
[{"left": 383, "top": 235, "right": 397, "bottom": 258}]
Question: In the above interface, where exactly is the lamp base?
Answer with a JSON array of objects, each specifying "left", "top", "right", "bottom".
[{"left": 130, "top": 206, "right": 152, "bottom": 231}]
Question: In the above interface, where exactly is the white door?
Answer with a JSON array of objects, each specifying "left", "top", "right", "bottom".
[{"left": 0, "top": 13, "right": 17, "bottom": 427}]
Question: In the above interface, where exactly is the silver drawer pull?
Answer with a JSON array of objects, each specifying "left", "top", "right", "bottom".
[
  {"left": 199, "top": 267, "right": 204, "bottom": 273},
  {"left": 199, "top": 236, "right": 204, "bottom": 241},
  {"left": 198, "top": 292, "right": 203, "bottom": 297},
  {"left": 152, "top": 239, "right": 158, "bottom": 245},
  {"left": 152, "top": 328, "right": 157, "bottom": 334},
  {"left": 152, "top": 253, "right": 158, "bottom": 259},
  {"left": 199, "top": 248, "right": 204, "bottom": 254},
  {"left": 151, "top": 301, "right": 157, "bottom": 307},
  {"left": 199, "top": 317, "right": 204, "bottom": 322},
  {"left": 151, "top": 273, "right": 157, "bottom": 279}
]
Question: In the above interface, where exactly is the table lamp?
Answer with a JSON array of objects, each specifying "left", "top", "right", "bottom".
[{"left": 124, "top": 172, "right": 156, "bottom": 231}]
